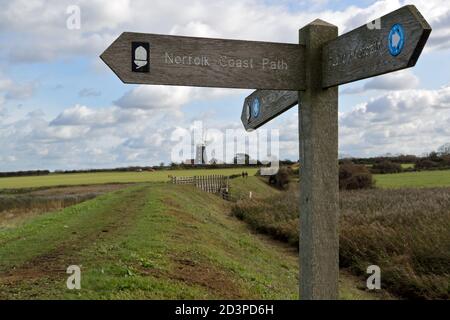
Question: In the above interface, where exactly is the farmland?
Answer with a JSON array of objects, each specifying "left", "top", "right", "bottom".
[
  {"left": 374, "top": 169, "right": 450, "bottom": 188},
  {"left": 0, "top": 168, "right": 258, "bottom": 190},
  {"left": 3, "top": 167, "right": 450, "bottom": 190}
]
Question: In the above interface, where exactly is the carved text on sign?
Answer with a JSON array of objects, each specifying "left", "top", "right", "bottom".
[
  {"left": 164, "top": 52, "right": 288, "bottom": 71},
  {"left": 327, "top": 40, "right": 382, "bottom": 68}
]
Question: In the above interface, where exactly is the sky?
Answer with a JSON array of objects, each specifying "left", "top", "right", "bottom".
[{"left": 0, "top": 0, "right": 449, "bottom": 171}]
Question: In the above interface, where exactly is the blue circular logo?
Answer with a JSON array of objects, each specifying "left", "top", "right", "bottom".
[
  {"left": 388, "top": 24, "right": 405, "bottom": 57},
  {"left": 251, "top": 98, "right": 260, "bottom": 118}
]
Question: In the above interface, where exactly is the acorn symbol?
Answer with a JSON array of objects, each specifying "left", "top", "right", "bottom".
[{"left": 134, "top": 46, "right": 148, "bottom": 69}]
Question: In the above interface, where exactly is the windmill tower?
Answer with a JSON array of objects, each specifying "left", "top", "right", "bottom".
[{"left": 195, "top": 132, "right": 209, "bottom": 165}]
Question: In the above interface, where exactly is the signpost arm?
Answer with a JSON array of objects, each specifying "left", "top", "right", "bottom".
[{"left": 298, "top": 20, "right": 339, "bottom": 300}]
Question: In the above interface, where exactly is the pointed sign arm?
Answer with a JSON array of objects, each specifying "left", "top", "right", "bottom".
[
  {"left": 322, "top": 5, "right": 431, "bottom": 88},
  {"left": 101, "top": 32, "right": 306, "bottom": 90}
]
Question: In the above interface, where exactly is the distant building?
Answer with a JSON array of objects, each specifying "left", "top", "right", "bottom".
[
  {"left": 195, "top": 144, "right": 207, "bottom": 165},
  {"left": 234, "top": 153, "right": 250, "bottom": 165},
  {"left": 184, "top": 159, "right": 195, "bottom": 165}
]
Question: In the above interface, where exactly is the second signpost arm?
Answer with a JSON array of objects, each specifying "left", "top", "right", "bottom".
[{"left": 298, "top": 19, "right": 339, "bottom": 300}]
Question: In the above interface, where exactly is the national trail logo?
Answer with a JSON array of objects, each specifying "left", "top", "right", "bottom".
[
  {"left": 251, "top": 98, "right": 260, "bottom": 118},
  {"left": 132, "top": 42, "right": 150, "bottom": 72},
  {"left": 388, "top": 24, "right": 405, "bottom": 57}
]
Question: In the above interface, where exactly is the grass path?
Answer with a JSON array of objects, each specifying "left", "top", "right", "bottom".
[{"left": 0, "top": 183, "right": 299, "bottom": 299}]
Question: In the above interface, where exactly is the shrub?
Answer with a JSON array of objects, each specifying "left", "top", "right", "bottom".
[
  {"left": 371, "top": 160, "right": 402, "bottom": 174},
  {"left": 339, "top": 161, "right": 373, "bottom": 190},
  {"left": 269, "top": 167, "right": 292, "bottom": 190},
  {"left": 415, "top": 159, "right": 438, "bottom": 170}
]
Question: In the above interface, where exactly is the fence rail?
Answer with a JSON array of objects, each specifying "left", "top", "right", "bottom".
[{"left": 171, "top": 175, "right": 230, "bottom": 197}]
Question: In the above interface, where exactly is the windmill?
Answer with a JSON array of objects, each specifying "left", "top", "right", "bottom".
[{"left": 194, "top": 131, "right": 212, "bottom": 165}]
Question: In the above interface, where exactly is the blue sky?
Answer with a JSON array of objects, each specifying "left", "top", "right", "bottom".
[{"left": 0, "top": 0, "right": 449, "bottom": 171}]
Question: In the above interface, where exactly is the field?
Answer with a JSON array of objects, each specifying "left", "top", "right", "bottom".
[
  {"left": 401, "top": 163, "right": 415, "bottom": 169},
  {"left": 374, "top": 169, "right": 450, "bottom": 188},
  {"left": 3, "top": 167, "right": 450, "bottom": 190},
  {"left": 0, "top": 168, "right": 258, "bottom": 189},
  {"left": 1, "top": 168, "right": 449, "bottom": 299}
]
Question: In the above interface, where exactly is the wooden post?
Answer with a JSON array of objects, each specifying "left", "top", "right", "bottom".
[{"left": 298, "top": 19, "right": 339, "bottom": 300}]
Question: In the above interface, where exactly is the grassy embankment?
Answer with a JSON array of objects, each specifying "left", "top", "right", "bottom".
[
  {"left": 0, "top": 183, "right": 299, "bottom": 299},
  {"left": 0, "top": 178, "right": 384, "bottom": 299}
]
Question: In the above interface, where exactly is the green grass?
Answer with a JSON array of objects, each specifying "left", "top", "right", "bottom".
[
  {"left": 0, "top": 168, "right": 258, "bottom": 190},
  {"left": 0, "top": 183, "right": 299, "bottom": 299},
  {"left": 401, "top": 163, "right": 415, "bottom": 169},
  {"left": 229, "top": 176, "right": 279, "bottom": 200},
  {"left": 374, "top": 169, "right": 450, "bottom": 188},
  {"left": 0, "top": 179, "right": 383, "bottom": 299}
]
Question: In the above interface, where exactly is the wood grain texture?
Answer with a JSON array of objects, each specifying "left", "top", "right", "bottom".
[
  {"left": 241, "top": 90, "right": 298, "bottom": 131},
  {"left": 322, "top": 5, "right": 431, "bottom": 88},
  {"left": 101, "top": 32, "right": 306, "bottom": 90},
  {"left": 298, "top": 19, "right": 339, "bottom": 300}
]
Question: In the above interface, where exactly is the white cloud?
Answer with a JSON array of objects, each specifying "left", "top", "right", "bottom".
[
  {"left": 258, "top": 84, "right": 450, "bottom": 160},
  {"left": 342, "top": 70, "right": 420, "bottom": 94},
  {"left": 0, "top": 73, "right": 37, "bottom": 101},
  {"left": 0, "top": 103, "right": 178, "bottom": 170},
  {"left": 339, "top": 85, "right": 450, "bottom": 156},
  {"left": 114, "top": 85, "right": 246, "bottom": 112},
  {"left": 114, "top": 85, "right": 193, "bottom": 111},
  {"left": 0, "top": 0, "right": 448, "bottom": 64}
]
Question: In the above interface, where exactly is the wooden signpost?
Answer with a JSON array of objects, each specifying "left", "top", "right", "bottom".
[{"left": 101, "top": 5, "right": 431, "bottom": 300}]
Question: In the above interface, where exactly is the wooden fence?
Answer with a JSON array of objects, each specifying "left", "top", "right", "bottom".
[{"left": 171, "top": 175, "right": 230, "bottom": 199}]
